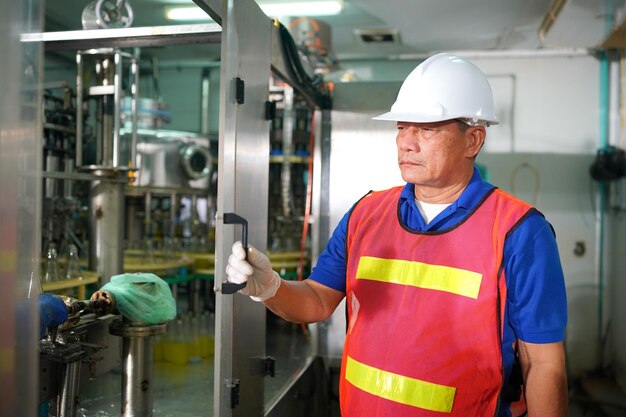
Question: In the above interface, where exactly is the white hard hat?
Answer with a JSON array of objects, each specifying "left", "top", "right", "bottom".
[{"left": 374, "top": 53, "right": 498, "bottom": 125}]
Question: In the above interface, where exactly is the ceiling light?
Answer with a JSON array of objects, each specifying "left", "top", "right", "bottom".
[
  {"left": 165, "top": 0, "right": 343, "bottom": 21},
  {"left": 165, "top": 6, "right": 214, "bottom": 21},
  {"left": 261, "top": 1, "right": 343, "bottom": 17}
]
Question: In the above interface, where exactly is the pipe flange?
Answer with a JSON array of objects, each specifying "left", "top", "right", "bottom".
[
  {"left": 180, "top": 144, "right": 212, "bottom": 180},
  {"left": 109, "top": 319, "right": 167, "bottom": 338}
]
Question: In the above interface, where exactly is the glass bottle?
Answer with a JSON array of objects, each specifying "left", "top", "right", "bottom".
[
  {"left": 64, "top": 243, "right": 82, "bottom": 281},
  {"left": 27, "top": 257, "right": 42, "bottom": 298},
  {"left": 43, "top": 244, "right": 61, "bottom": 283}
]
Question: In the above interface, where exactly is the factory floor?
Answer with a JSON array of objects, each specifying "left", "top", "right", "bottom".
[{"left": 77, "top": 347, "right": 626, "bottom": 417}]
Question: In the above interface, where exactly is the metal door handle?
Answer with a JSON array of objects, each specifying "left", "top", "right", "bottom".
[{"left": 222, "top": 212, "right": 248, "bottom": 295}]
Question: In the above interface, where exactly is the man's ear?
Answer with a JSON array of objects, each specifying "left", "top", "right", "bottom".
[{"left": 466, "top": 126, "right": 486, "bottom": 158}]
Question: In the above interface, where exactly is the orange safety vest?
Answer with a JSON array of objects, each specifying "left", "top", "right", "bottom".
[{"left": 340, "top": 187, "right": 532, "bottom": 416}]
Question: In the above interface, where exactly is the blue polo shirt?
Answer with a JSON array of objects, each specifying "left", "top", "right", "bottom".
[{"left": 308, "top": 167, "right": 567, "bottom": 416}]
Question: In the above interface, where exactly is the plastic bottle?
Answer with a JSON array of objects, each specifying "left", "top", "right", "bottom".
[
  {"left": 153, "top": 334, "right": 163, "bottom": 362},
  {"left": 43, "top": 244, "right": 61, "bottom": 283},
  {"left": 64, "top": 243, "right": 83, "bottom": 281},
  {"left": 166, "top": 318, "right": 188, "bottom": 366},
  {"left": 199, "top": 311, "right": 215, "bottom": 358},
  {"left": 187, "top": 314, "right": 202, "bottom": 364},
  {"left": 161, "top": 321, "right": 174, "bottom": 363}
]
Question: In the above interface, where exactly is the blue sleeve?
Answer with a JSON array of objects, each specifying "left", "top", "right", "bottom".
[
  {"left": 307, "top": 209, "right": 351, "bottom": 293},
  {"left": 504, "top": 211, "right": 568, "bottom": 343}
]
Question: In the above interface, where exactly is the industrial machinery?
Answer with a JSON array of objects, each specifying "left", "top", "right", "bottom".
[
  {"left": 15, "top": 0, "right": 334, "bottom": 415},
  {"left": 38, "top": 33, "right": 220, "bottom": 417},
  {"left": 39, "top": 282, "right": 173, "bottom": 417},
  {"left": 39, "top": 292, "right": 118, "bottom": 417}
]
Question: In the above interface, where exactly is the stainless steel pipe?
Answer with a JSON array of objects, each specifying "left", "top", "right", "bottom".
[
  {"left": 110, "top": 321, "right": 167, "bottom": 417},
  {"left": 56, "top": 360, "right": 82, "bottom": 417},
  {"left": 89, "top": 176, "right": 125, "bottom": 284}
]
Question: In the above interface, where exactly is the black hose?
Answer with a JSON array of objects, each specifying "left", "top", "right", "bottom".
[{"left": 278, "top": 22, "right": 331, "bottom": 109}]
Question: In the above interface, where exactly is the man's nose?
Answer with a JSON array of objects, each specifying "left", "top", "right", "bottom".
[{"left": 397, "top": 129, "right": 420, "bottom": 151}]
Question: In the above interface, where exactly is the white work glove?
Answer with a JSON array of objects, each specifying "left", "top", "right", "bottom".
[{"left": 225, "top": 241, "right": 281, "bottom": 302}]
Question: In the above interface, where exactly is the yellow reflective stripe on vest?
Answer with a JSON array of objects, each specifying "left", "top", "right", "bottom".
[
  {"left": 345, "top": 355, "right": 456, "bottom": 413},
  {"left": 356, "top": 256, "right": 482, "bottom": 299}
]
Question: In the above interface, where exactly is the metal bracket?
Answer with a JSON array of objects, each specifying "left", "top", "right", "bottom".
[
  {"left": 234, "top": 77, "right": 245, "bottom": 104},
  {"left": 265, "top": 100, "right": 276, "bottom": 120},
  {"left": 262, "top": 356, "right": 275, "bottom": 377}
]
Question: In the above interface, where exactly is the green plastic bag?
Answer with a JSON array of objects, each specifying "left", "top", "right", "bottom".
[{"left": 101, "top": 273, "right": 176, "bottom": 325}]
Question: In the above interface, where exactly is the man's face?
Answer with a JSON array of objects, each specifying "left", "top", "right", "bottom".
[{"left": 395, "top": 120, "right": 480, "bottom": 189}]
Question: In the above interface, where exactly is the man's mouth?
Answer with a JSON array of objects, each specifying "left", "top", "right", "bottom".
[{"left": 399, "top": 160, "right": 422, "bottom": 166}]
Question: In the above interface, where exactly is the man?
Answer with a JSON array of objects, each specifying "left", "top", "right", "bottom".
[{"left": 226, "top": 53, "right": 568, "bottom": 417}]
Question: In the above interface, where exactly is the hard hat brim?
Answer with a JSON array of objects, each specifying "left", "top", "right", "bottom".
[{"left": 372, "top": 111, "right": 499, "bottom": 125}]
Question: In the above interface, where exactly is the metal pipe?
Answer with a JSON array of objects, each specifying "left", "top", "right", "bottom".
[
  {"left": 130, "top": 56, "right": 139, "bottom": 168},
  {"left": 609, "top": 46, "right": 620, "bottom": 147},
  {"left": 89, "top": 177, "right": 125, "bottom": 284},
  {"left": 110, "top": 322, "right": 166, "bottom": 417},
  {"left": 56, "top": 361, "right": 82, "bottom": 417},
  {"left": 538, "top": 0, "right": 568, "bottom": 47},
  {"left": 45, "top": 152, "right": 59, "bottom": 198},
  {"left": 201, "top": 69, "right": 211, "bottom": 135},
  {"left": 595, "top": 1, "right": 616, "bottom": 354},
  {"left": 123, "top": 336, "right": 152, "bottom": 415},
  {"left": 76, "top": 53, "right": 83, "bottom": 167},
  {"left": 144, "top": 191, "right": 152, "bottom": 238},
  {"left": 315, "top": 110, "right": 332, "bottom": 258},
  {"left": 191, "top": 194, "right": 198, "bottom": 229},
  {"left": 341, "top": 47, "right": 592, "bottom": 63},
  {"left": 96, "top": 97, "right": 104, "bottom": 165},
  {"left": 159, "top": 60, "right": 221, "bottom": 69},
  {"left": 190, "top": 279, "right": 201, "bottom": 314},
  {"left": 64, "top": 158, "right": 74, "bottom": 198},
  {"left": 113, "top": 51, "right": 122, "bottom": 168},
  {"left": 170, "top": 192, "right": 177, "bottom": 237},
  {"left": 281, "top": 86, "right": 294, "bottom": 218}
]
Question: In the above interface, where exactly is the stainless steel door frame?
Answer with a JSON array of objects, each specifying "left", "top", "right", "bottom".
[
  {"left": 212, "top": 1, "right": 271, "bottom": 416},
  {"left": 0, "top": 0, "right": 42, "bottom": 414}
]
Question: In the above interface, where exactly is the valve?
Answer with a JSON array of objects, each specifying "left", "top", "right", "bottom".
[
  {"left": 82, "top": 0, "right": 134, "bottom": 30},
  {"left": 589, "top": 145, "right": 626, "bottom": 182}
]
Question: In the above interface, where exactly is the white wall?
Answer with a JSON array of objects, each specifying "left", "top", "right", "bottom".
[
  {"left": 337, "top": 54, "right": 600, "bottom": 155},
  {"left": 474, "top": 55, "right": 599, "bottom": 154}
]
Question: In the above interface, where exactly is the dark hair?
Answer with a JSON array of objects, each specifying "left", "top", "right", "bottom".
[{"left": 456, "top": 120, "right": 471, "bottom": 133}]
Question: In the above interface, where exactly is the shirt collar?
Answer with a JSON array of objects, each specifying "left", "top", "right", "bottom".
[{"left": 399, "top": 166, "right": 495, "bottom": 231}]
